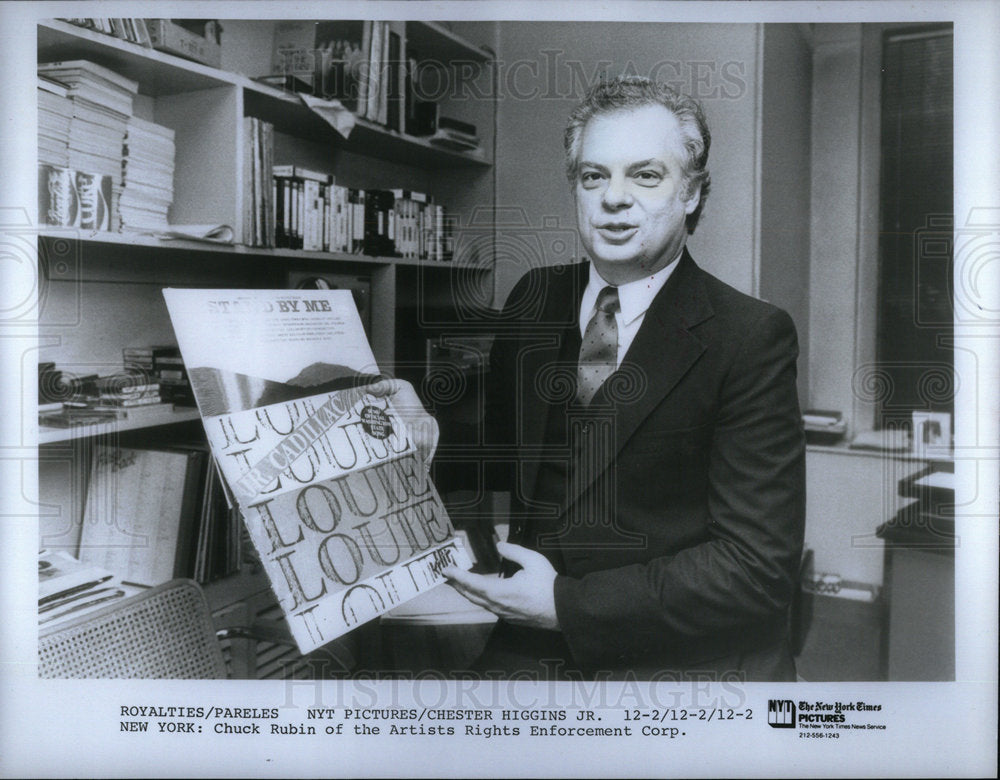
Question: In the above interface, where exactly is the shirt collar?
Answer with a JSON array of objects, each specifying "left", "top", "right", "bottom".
[{"left": 584, "top": 250, "right": 683, "bottom": 327}]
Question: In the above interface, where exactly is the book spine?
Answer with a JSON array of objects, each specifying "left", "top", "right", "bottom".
[
  {"left": 351, "top": 189, "right": 363, "bottom": 253},
  {"left": 282, "top": 178, "right": 292, "bottom": 249},
  {"left": 366, "top": 22, "right": 383, "bottom": 122},
  {"left": 435, "top": 204, "right": 444, "bottom": 262},
  {"left": 302, "top": 179, "right": 314, "bottom": 251},
  {"left": 313, "top": 181, "right": 323, "bottom": 251},
  {"left": 308, "top": 179, "right": 321, "bottom": 251},
  {"left": 336, "top": 186, "right": 347, "bottom": 253},
  {"left": 274, "top": 174, "right": 284, "bottom": 248},
  {"left": 263, "top": 121, "right": 274, "bottom": 247},
  {"left": 290, "top": 179, "right": 299, "bottom": 250},
  {"left": 392, "top": 198, "right": 403, "bottom": 256},
  {"left": 297, "top": 180, "right": 305, "bottom": 250},
  {"left": 173, "top": 450, "right": 208, "bottom": 579},
  {"left": 377, "top": 23, "right": 390, "bottom": 126},
  {"left": 242, "top": 118, "right": 254, "bottom": 246},
  {"left": 357, "top": 22, "right": 372, "bottom": 118},
  {"left": 387, "top": 31, "right": 402, "bottom": 132},
  {"left": 405, "top": 47, "right": 420, "bottom": 134},
  {"left": 323, "top": 184, "right": 332, "bottom": 252},
  {"left": 363, "top": 187, "right": 376, "bottom": 254}
]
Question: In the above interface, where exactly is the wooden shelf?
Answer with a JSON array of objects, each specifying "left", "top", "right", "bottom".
[
  {"left": 37, "top": 405, "right": 201, "bottom": 444},
  {"left": 244, "top": 244, "right": 492, "bottom": 271},
  {"left": 407, "top": 22, "right": 494, "bottom": 63},
  {"left": 243, "top": 82, "right": 490, "bottom": 168},
  {"left": 38, "top": 230, "right": 491, "bottom": 273},
  {"left": 38, "top": 19, "right": 235, "bottom": 96}
]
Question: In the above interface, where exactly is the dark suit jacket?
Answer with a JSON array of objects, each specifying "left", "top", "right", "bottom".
[{"left": 484, "top": 250, "right": 806, "bottom": 681}]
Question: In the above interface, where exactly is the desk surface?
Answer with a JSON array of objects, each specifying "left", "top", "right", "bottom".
[{"left": 381, "top": 581, "right": 498, "bottom": 626}]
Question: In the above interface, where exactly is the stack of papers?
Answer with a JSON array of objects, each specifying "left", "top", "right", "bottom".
[
  {"left": 37, "top": 76, "right": 72, "bottom": 168},
  {"left": 120, "top": 116, "right": 175, "bottom": 232},
  {"left": 151, "top": 224, "right": 235, "bottom": 244},
  {"left": 37, "top": 60, "right": 138, "bottom": 231},
  {"left": 803, "top": 409, "right": 846, "bottom": 445},
  {"left": 38, "top": 550, "right": 137, "bottom": 628}
]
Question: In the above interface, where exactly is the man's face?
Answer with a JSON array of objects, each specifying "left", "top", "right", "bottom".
[{"left": 574, "top": 104, "right": 701, "bottom": 286}]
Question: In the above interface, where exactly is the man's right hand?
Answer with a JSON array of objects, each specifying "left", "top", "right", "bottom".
[{"left": 365, "top": 377, "right": 439, "bottom": 467}]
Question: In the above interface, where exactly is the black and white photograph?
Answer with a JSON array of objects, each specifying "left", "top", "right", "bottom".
[{"left": 0, "top": 1, "right": 996, "bottom": 776}]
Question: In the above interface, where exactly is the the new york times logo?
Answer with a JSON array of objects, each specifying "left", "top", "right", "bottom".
[{"left": 767, "top": 699, "right": 796, "bottom": 728}]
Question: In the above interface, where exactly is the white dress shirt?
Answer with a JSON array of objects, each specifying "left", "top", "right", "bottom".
[{"left": 578, "top": 253, "right": 682, "bottom": 367}]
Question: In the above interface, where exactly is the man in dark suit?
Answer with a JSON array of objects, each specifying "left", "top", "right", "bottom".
[{"left": 438, "top": 76, "right": 805, "bottom": 681}]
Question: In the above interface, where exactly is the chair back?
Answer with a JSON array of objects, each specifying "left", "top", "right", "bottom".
[{"left": 39, "top": 579, "right": 227, "bottom": 679}]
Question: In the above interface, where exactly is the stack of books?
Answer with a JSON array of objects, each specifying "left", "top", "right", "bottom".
[
  {"left": 38, "top": 368, "right": 166, "bottom": 428},
  {"left": 120, "top": 116, "right": 176, "bottom": 232},
  {"left": 38, "top": 371, "right": 95, "bottom": 404},
  {"left": 37, "top": 76, "right": 72, "bottom": 169},
  {"left": 37, "top": 347, "right": 196, "bottom": 430},
  {"left": 37, "top": 60, "right": 138, "bottom": 232},
  {"left": 38, "top": 404, "right": 121, "bottom": 429},
  {"left": 428, "top": 127, "right": 480, "bottom": 152},
  {"left": 93, "top": 373, "right": 163, "bottom": 409},
  {"left": 423, "top": 114, "right": 481, "bottom": 153},
  {"left": 122, "top": 344, "right": 194, "bottom": 405}
]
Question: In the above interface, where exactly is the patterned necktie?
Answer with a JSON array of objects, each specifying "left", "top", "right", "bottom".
[{"left": 576, "top": 285, "right": 620, "bottom": 405}]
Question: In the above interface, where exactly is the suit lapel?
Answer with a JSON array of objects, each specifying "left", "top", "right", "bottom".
[
  {"left": 562, "top": 250, "right": 715, "bottom": 516},
  {"left": 519, "top": 262, "right": 588, "bottom": 500}
]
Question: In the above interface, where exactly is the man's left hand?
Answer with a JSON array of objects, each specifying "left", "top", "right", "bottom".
[
  {"left": 364, "top": 377, "right": 439, "bottom": 467},
  {"left": 443, "top": 542, "right": 560, "bottom": 631}
]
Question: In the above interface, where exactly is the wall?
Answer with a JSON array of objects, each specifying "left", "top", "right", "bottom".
[
  {"left": 492, "top": 22, "right": 761, "bottom": 302},
  {"left": 807, "top": 24, "right": 882, "bottom": 435},
  {"left": 759, "top": 24, "right": 813, "bottom": 409}
]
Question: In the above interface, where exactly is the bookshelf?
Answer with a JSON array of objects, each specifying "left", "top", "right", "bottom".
[
  {"left": 38, "top": 229, "right": 494, "bottom": 270},
  {"left": 37, "top": 406, "right": 201, "bottom": 444},
  {"left": 243, "top": 84, "right": 490, "bottom": 168},
  {"left": 36, "top": 17, "right": 498, "bottom": 676},
  {"left": 405, "top": 21, "right": 493, "bottom": 63}
]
